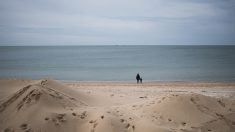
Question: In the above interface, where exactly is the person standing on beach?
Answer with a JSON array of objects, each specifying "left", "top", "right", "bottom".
[{"left": 136, "top": 73, "right": 140, "bottom": 83}]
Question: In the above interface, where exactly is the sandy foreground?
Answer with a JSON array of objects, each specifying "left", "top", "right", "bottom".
[{"left": 0, "top": 79, "right": 235, "bottom": 132}]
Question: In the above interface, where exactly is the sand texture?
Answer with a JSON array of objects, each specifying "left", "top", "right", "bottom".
[{"left": 0, "top": 79, "right": 235, "bottom": 132}]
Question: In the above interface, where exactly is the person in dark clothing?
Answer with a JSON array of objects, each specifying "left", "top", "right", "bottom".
[
  {"left": 136, "top": 73, "right": 140, "bottom": 83},
  {"left": 140, "top": 77, "right": 142, "bottom": 83}
]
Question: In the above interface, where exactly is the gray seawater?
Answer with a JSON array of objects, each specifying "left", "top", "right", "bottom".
[{"left": 0, "top": 45, "right": 235, "bottom": 81}]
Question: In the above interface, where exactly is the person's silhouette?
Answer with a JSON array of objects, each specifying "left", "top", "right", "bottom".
[{"left": 136, "top": 73, "right": 140, "bottom": 83}]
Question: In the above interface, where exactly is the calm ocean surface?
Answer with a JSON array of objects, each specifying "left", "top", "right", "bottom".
[{"left": 0, "top": 45, "right": 235, "bottom": 81}]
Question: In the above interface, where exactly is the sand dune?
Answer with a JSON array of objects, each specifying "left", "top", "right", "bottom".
[{"left": 0, "top": 80, "right": 235, "bottom": 132}]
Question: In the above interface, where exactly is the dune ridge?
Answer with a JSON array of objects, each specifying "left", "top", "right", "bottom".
[{"left": 0, "top": 80, "right": 235, "bottom": 132}]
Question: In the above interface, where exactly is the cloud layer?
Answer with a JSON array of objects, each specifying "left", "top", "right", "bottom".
[{"left": 1, "top": 0, "right": 235, "bottom": 45}]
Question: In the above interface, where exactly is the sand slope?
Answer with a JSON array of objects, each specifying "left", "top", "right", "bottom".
[{"left": 0, "top": 80, "right": 235, "bottom": 132}]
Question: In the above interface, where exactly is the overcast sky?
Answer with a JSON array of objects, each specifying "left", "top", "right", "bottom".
[{"left": 0, "top": 0, "right": 235, "bottom": 46}]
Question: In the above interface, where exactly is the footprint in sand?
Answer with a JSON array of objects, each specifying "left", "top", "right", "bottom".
[
  {"left": 72, "top": 112, "right": 77, "bottom": 116},
  {"left": 125, "top": 123, "right": 130, "bottom": 128},
  {"left": 132, "top": 125, "right": 135, "bottom": 130},
  {"left": 190, "top": 97, "right": 196, "bottom": 104},
  {"left": 89, "top": 120, "right": 99, "bottom": 132},
  {"left": 20, "top": 123, "right": 28, "bottom": 130},
  {"left": 69, "top": 97, "right": 76, "bottom": 101},
  {"left": 79, "top": 111, "right": 87, "bottom": 119},
  {"left": 120, "top": 119, "right": 134, "bottom": 130},
  {"left": 139, "top": 96, "right": 147, "bottom": 99},
  {"left": 45, "top": 117, "right": 49, "bottom": 121},
  {"left": 93, "top": 122, "right": 98, "bottom": 128},
  {"left": 4, "top": 128, "right": 14, "bottom": 132},
  {"left": 232, "top": 121, "right": 235, "bottom": 126},
  {"left": 120, "top": 119, "right": 125, "bottom": 123},
  {"left": 172, "top": 94, "right": 179, "bottom": 97},
  {"left": 217, "top": 100, "right": 225, "bottom": 107},
  {"left": 132, "top": 105, "right": 137, "bottom": 107},
  {"left": 52, "top": 119, "right": 60, "bottom": 126},
  {"left": 51, "top": 113, "right": 67, "bottom": 126},
  {"left": 215, "top": 113, "right": 224, "bottom": 118},
  {"left": 181, "top": 122, "right": 187, "bottom": 126},
  {"left": 19, "top": 124, "right": 33, "bottom": 132},
  {"left": 125, "top": 123, "right": 135, "bottom": 131},
  {"left": 101, "top": 115, "right": 104, "bottom": 119},
  {"left": 57, "top": 114, "right": 66, "bottom": 122},
  {"left": 89, "top": 120, "right": 96, "bottom": 124}
]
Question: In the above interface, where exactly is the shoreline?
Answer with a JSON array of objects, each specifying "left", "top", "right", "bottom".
[
  {"left": 1, "top": 79, "right": 235, "bottom": 89},
  {"left": 1, "top": 78, "right": 235, "bottom": 83}
]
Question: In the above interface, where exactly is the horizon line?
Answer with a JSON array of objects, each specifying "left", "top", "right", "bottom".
[{"left": 1, "top": 44, "right": 235, "bottom": 47}]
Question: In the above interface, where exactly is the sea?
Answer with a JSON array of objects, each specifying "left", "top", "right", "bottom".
[{"left": 0, "top": 45, "right": 235, "bottom": 82}]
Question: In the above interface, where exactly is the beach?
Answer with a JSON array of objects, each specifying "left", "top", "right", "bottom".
[
  {"left": 1, "top": 0, "right": 235, "bottom": 131},
  {"left": 0, "top": 79, "right": 235, "bottom": 132}
]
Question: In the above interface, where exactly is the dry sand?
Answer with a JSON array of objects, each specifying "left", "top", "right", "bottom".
[{"left": 0, "top": 79, "right": 235, "bottom": 132}]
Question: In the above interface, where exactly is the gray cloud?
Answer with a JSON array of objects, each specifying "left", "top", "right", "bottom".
[{"left": 0, "top": 0, "right": 235, "bottom": 45}]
